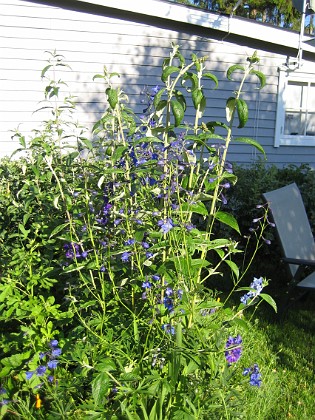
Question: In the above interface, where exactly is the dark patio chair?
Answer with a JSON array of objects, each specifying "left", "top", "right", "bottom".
[{"left": 263, "top": 183, "right": 315, "bottom": 291}]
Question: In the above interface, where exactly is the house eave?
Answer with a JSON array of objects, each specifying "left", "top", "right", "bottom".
[{"left": 27, "top": 0, "right": 315, "bottom": 57}]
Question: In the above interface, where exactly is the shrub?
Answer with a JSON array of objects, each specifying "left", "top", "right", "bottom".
[
  {"left": 0, "top": 47, "right": 277, "bottom": 418},
  {"left": 222, "top": 162, "right": 315, "bottom": 291}
]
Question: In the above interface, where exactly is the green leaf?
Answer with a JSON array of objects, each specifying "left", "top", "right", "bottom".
[
  {"left": 174, "top": 90, "right": 187, "bottom": 111},
  {"left": 192, "top": 88, "right": 203, "bottom": 109},
  {"left": 226, "top": 97, "right": 236, "bottom": 122},
  {"left": 233, "top": 137, "right": 266, "bottom": 157},
  {"left": 231, "top": 317, "right": 249, "bottom": 330},
  {"left": 92, "top": 74, "right": 104, "bottom": 80},
  {"left": 155, "top": 99, "right": 168, "bottom": 112},
  {"left": 181, "top": 72, "right": 198, "bottom": 92},
  {"left": 18, "top": 223, "right": 30, "bottom": 238},
  {"left": 153, "top": 87, "right": 166, "bottom": 109},
  {"left": 191, "top": 258, "right": 211, "bottom": 268},
  {"left": 172, "top": 410, "right": 195, "bottom": 420},
  {"left": 106, "top": 87, "right": 118, "bottom": 109},
  {"left": 181, "top": 201, "right": 208, "bottom": 216},
  {"left": 161, "top": 66, "right": 180, "bottom": 82},
  {"left": 170, "top": 100, "right": 184, "bottom": 127},
  {"left": 199, "top": 95, "right": 207, "bottom": 117},
  {"left": 175, "top": 51, "right": 186, "bottom": 66},
  {"left": 203, "top": 72, "right": 219, "bottom": 88},
  {"left": 236, "top": 98, "right": 248, "bottom": 128},
  {"left": 112, "top": 145, "right": 128, "bottom": 163},
  {"left": 227, "top": 64, "right": 245, "bottom": 81},
  {"left": 79, "top": 137, "right": 94, "bottom": 151},
  {"left": 260, "top": 293, "right": 277, "bottom": 313},
  {"left": 49, "top": 223, "right": 69, "bottom": 238},
  {"left": 92, "top": 372, "right": 110, "bottom": 406},
  {"left": 41, "top": 64, "right": 53, "bottom": 78},
  {"left": 225, "top": 260, "right": 240, "bottom": 279},
  {"left": 95, "top": 359, "right": 116, "bottom": 372},
  {"left": 182, "top": 359, "right": 199, "bottom": 376},
  {"left": 249, "top": 69, "right": 266, "bottom": 89},
  {"left": 215, "top": 211, "right": 240, "bottom": 234},
  {"left": 1, "top": 351, "right": 32, "bottom": 369}
]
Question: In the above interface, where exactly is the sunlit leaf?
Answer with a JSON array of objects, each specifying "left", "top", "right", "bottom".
[
  {"left": 106, "top": 87, "right": 118, "bottom": 109},
  {"left": 236, "top": 98, "right": 248, "bottom": 128},
  {"left": 215, "top": 211, "right": 240, "bottom": 234},
  {"left": 249, "top": 69, "right": 266, "bottom": 89},
  {"left": 203, "top": 72, "right": 219, "bottom": 88},
  {"left": 233, "top": 137, "right": 266, "bottom": 157},
  {"left": 161, "top": 66, "right": 180, "bottom": 82},
  {"left": 170, "top": 100, "right": 184, "bottom": 127},
  {"left": 227, "top": 64, "right": 245, "bottom": 80},
  {"left": 226, "top": 97, "right": 236, "bottom": 122},
  {"left": 260, "top": 293, "right": 277, "bottom": 313}
]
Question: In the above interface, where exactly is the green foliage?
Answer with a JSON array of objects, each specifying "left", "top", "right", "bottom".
[
  {"left": 0, "top": 47, "right": 277, "bottom": 418},
  {"left": 173, "top": 0, "right": 302, "bottom": 30},
  {"left": 220, "top": 161, "right": 315, "bottom": 289}
]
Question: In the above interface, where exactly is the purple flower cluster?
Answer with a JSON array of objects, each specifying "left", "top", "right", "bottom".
[
  {"left": 225, "top": 335, "right": 242, "bottom": 364},
  {"left": 26, "top": 339, "right": 62, "bottom": 383},
  {"left": 162, "top": 323, "right": 175, "bottom": 335},
  {"left": 240, "top": 277, "right": 264, "bottom": 305},
  {"left": 64, "top": 242, "right": 88, "bottom": 260},
  {"left": 157, "top": 218, "right": 174, "bottom": 234},
  {"left": 243, "top": 364, "right": 262, "bottom": 387}
]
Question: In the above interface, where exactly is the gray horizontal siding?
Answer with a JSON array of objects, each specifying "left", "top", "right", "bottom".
[{"left": 0, "top": 0, "right": 314, "bottom": 167}]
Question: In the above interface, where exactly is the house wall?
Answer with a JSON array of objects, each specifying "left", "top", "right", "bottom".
[{"left": 0, "top": 0, "right": 314, "bottom": 167}]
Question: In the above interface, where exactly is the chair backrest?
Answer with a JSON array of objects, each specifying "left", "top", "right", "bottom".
[{"left": 263, "top": 183, "right": 315, "bottom": 278}]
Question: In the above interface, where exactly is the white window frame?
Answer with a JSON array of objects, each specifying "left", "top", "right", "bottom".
[{"left": 274, "top": 68, "right": 315, "bottom": 147}]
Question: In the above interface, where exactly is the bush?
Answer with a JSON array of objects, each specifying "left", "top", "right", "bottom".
[
  {"left": 0, "top": 47, "right": 278, "bottom": 419},
  {"left": 221, "top": 162, "right": 315, "bottom": 292}
]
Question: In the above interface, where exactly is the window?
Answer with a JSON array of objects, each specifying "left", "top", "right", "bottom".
[{"left": 274, "top": 68, "right": 315, "bottom": 147}]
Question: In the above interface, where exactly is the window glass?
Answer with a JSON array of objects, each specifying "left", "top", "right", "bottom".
[{"left": 284, "top": 81, "right": 315, "bottom": 136}]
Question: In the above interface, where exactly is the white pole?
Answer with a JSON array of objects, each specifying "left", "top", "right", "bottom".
[{"left": 298, "top": 0, "right": 307, "bottom": 67}]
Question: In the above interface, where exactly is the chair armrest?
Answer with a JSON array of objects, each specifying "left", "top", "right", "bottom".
[{"left": 282, "top": 257, "right": 315, "bottom": 267}]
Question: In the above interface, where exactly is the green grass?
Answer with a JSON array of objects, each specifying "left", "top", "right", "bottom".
[{"left": 246, "top": 291, "right": 315, "bottom": 420}]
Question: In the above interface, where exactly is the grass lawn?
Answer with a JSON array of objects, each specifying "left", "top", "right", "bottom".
[{"left": 253, "top": 289, "right": 315, "bottom": 420}]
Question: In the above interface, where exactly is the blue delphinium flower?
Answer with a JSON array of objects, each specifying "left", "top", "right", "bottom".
[
  {"left": 162, "top": 324, "right": 175, "bottom": 335},
  {"left": 121, "top": 252, "right": 131, "bottom": 262},
  {"left": 163, "top": 297, "right": 174, "bottom": 312},
  {"left": 47, "top": 360, "right": 58, "bottom": 369},
  {"left": 240, "top": 277, "right": 264, "bottom": 305},
  {"left": 243, "top": 364, "right": 262, "bottom": 387},
  {"left": 158, "top": 218, "right": 174, "bottom": 234},
  {"left": 26, "top": 339, "right": 62, "bottom": 382},
  {"left": 142, "top": 280, "right": 152, "bottom": 289},
  {"left": 51, "top": 342, "right": 62, "bottom": 355},
  {"left": 26, "top": 371, "right": 34, "bottom": 380},
  {"left": 225, "top": 335, "right": 242, "bottom": 364},
  {"left": 36, "top": 365, "right": 47, "bottom": 377},
  {"left": 124, "top": 238, "right": 135, "bottom": 246},
  {"left": 0, "top": 399, "right": 10, "bottom": 406},
  {"left": 49, "top": 339, "right": 59, "bottom": 348},
  {"left": 177, "top": 289, "right": 183, "bottom": 300}
]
